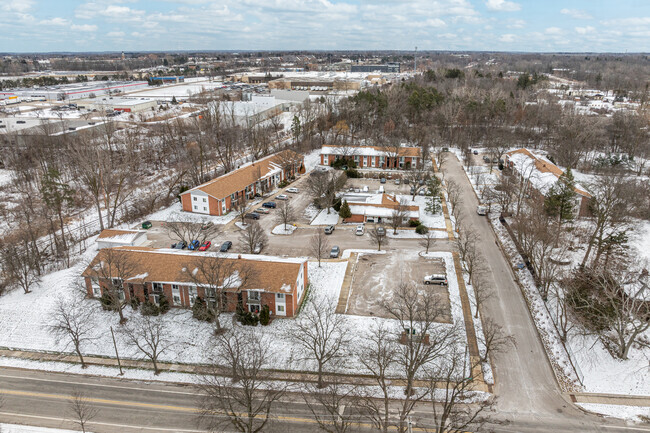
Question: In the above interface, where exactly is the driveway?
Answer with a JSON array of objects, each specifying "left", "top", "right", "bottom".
[{"left": 442, "top": 155, "right": 602, "bottom": 428}]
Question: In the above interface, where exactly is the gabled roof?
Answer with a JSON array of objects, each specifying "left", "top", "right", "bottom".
[
  {"left": 346, "top": 193, "right": 419, "bottom": 218},
  {"left": 321, "top": 145, "right": 421, "bottom": 158},
  {"left": 505, "top": 148, "right": 591, "bottom": 198},
  {"left": 82, "top": 247, "right": 305, "bottom": 294},
  {"left": 181, "top": 150, "right": 303, "bottom": 201}
]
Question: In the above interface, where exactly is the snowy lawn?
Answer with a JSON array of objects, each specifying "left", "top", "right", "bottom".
[
  {"left": 0, "top": 169, "right": 14, "bottom": 187},
  {"left": 631, "top": 220, "right": 650, "bottom": 263},
  {"left": 310, "top": 208, "right": 339, "bottom": 225},
  {"left": 303, "top": 148, "right": 322, "bottom": 173},
  {"left": 0, "top": 424, "right": 84, "bottom": 433},
  {"left": 271, "top": 224, "right": 297, "bottom": 235},
  {"left": 576, "top": 403, "right": 650, "bottom": 423},
  {"left": 396, "top": 195, "right": 446, "bottom": 229},
  {"left": 234, "top": 221, "right": 248, "bottom": 230},
  {"left": 147, "top": 204, "right": 240, "bottom": 225},
  {"left": 386, "top": 229, "right": 447, "bottom": 239}
]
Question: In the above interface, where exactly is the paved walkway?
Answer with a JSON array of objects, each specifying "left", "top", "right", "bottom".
[{"left": 335, "top": 253, "right": 357, "bottom": 314}]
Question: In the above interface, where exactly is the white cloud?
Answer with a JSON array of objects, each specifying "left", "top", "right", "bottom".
[
  {"left": 71, "top": 24, "right": 97, "bottom": 32},
  {"left": 425, "top": 18, "right": 447, "bottom": 27},
  {"left": 575, "top": 26, "right": 595, "bottom": 35},
  {"left": 602, "top": 17, "right": 650, "bottom": 26},
  {"left": 485, "top": 0, "right": 521, "bottom": 12},
  {"left": 107, "top": 31, "right": 125, "bottom": 37},
  {"left": 545, "top": 27, "right": 563, "bottom": 35},
  {"left": 499, "top": 33, "right": 516, "bottom": 42},
  {"left": 507, "top": 19, "right": 525, "bottom": 29},
  {"left": 560, "top": 8, "right": 593, "bottom": 20},
  {"left": 1, "top": 0, "right": 33, "bottom": 12},
  {"left": 39, "top": 17, "right": 69, "bottom": 26}
]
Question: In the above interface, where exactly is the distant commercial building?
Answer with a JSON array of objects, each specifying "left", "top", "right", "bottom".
[
  {"left": 0, "top": 81, "right": 148, "bottom": 102},
  {"left": 351, "top": 63, "right": 401, "bottom": 73},
  {"left": 268, "top": 77, "right": 361, "bottom": 91},
  {"left": 149, "top": 76, "right": 185, "bottom": 84},
  {"left": 77, "top": 97, "right": 157, "bottom": 113}
]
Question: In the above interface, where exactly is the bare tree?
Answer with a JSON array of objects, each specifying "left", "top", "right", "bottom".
[
  {"left": 49, "top": 297, "right": 96, "bottom": 368},
  {"left": 419, "top": 230, "right": 438, "bottom": 254},
  {"left": 0, "top": 241, "right": 41, "bottom": 294},
  {"left": 198, "top": 328, "right": 286, "bottom": 433},
  {"left": 310, "top": 230, "right": 331, "bottom": 267},
  {"left": 232, "top": 193, "right": 253, "bottom": 227},
  {"left": 477, "top": 317, "right": 516, "bottom": 364},
  {"left": 427, "top": 348, "right": 493, "bottom": 433},
  {"left": 185, "top": 257, "right": 257, "bottom": 334},
  {"left": 381, "top": 283, "right": 460, "bottom": 432},
  {"left": 358, "top": 323, "right": 397, "bottom": 433},
  {"left": 119, "top": 315, "right": 172, "bottom": 375},
  {"left": 289, "top": 295, "right": 350, "bottom": 388},
  {"left": 165, "top": 213, "right": 221, "bottom": 246},
  {"left": 275, "top": 200, "right": 296, "bottom": 231},
  {"left": 239, "top": 221, "right": 268, "bottom": 254},
  {"left": 91, "top": 248, "right": 140, "bottom": 324},
  {"left": 389, "top": 198, "right": 409, "bottom": 235},
  {"left": 68, "top": 389, "right": 98, "bottom": 433},
  {"left": 302, "top": 378, "right": 362, "bottom": 433},
  {"left": 369, "top": 225, "right": 389, "bottom": 251}
]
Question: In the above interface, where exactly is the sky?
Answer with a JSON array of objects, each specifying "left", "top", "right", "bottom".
[{"left": 0, "top": 0, "right": 649, "bottom": 53}]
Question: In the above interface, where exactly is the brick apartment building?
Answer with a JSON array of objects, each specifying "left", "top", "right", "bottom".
[
  {"left": 180, "top": 150, "right": 304, "bottom": 216},
  {"left": 82, "top": 247, "right": 308, "bottom": 318},
  {"left": 320, "top": 145, "right": 421, "bottom": 170},
  {"left": 504, "top": 148, "right": 592, "bottom": 217}
]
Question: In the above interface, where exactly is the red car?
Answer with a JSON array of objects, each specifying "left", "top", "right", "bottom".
[{"left": 198, "top": 241, "right": 211, "bottom": 251}]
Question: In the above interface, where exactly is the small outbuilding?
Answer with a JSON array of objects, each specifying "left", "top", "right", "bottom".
[{"left": 96, "top": 229, "right": 148, "bottom": 250}]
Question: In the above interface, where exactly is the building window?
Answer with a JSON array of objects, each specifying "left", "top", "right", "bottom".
[
  {"left": 371, "top": 157, "right": 376, "bottom": 167},
  {"left": 380, "top": 156, "right": 385, "bottom": 167},
  {"left": 399, "top": 157, "right": 405, "bottom": 168},
  {"left": 203, "top": 207, "right": 207, "bottom": 212},
  {"left": 276, "top": 293, "right": 285, "bottom": 299},
  {"left": 193, "top": 197, "right": 197, "bottom": 201},
  {"left": 152, "top": 294, "right": 160, "bottom": 305},
  {"left": 172, "top": 285, "right": 181, "bottom": 305},
  {"left": 91, "top": 279, "right": 101, "bottom": 298},
  {"left": 248, "top": 290, "right": 261, "bottom": 303},
  {"left": 152, "top": 282, "right": 163, "bottom": 293},
  {"left": 277, "top": 304, "right": 285, "bottom": 313},
  {"left": 194, "top": 205, "right": 198, "bottom": 210}
]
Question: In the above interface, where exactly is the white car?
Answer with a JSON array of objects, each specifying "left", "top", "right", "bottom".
[
  {"left": 355, "top": 225, "right": 365, "bottom": 236},
  {"left": 286, "top": 187, "right": 299, "bottom": 193},
  {"left": 477, "top": 205, "right": 487, "bottom": 216},
  {"left": 423, "top": 274, "right": 448, "bottom": 286},
  {"left": 276, "top": 194, "right": 289, "bottom": 200}
]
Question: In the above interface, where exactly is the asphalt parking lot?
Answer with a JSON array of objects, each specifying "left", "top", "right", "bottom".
[{"left": 345, "top": 251, "right": 452, "bottom": 323}]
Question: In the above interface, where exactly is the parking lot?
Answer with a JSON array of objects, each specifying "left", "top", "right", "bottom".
[{"left": 345, "top": 251, "right": 452, "bottom": 323}]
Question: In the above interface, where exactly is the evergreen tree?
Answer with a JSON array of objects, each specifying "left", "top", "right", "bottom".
[
  {"left": 425, "top": 178, "right": 442, "bottom": 214},
  {"left": 339, "top": 200, "right": 352, "bottom": 219},
  {"left": 544, "top": 168, "right": 577, "bottom": 223},
  {"left": 259, "top": 305, "right": 270, "bottom": 326},
  {"left": 158, "top": 294, "right": 170, "bottom": 314}
]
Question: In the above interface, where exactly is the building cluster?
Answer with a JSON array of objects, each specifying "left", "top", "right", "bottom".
[
  {"left": 0, "top": 81, "right": 148, "bottom": 103},
  {"left": 320, "top": 144, "right": 422, "bottom": 170}
]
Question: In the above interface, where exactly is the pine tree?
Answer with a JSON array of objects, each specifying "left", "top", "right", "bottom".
[
  {"left": 544, "top": 167, "right": 577, "bottom": 223},
  {"left": 259, "top": 305, "right": 270, "bottom": 326},
  {"left": 339, "top": 200, "right": 352, "bottom": 219}
]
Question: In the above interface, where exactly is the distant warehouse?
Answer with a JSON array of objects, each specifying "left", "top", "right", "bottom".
[
  {"left": 351, "top": 63, "right": 401, "bottom": 73},
  {"left": 77, "top": 97, "right": 157, "bottom": 113}
]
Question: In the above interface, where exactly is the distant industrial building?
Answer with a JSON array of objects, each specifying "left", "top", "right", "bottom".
[
  {"left": 268, "top": 77, "right": 361, "bottom": 91},
  {"left": 351, "top": 63, "right": 401, "bottom": 73},
  {"left": 0, "top": 81, "right": 148, "bottom": 102},
  {"left": 77, "top": 97, "right": 157, "bottom": 113},
  {"left": 149, "top": 76, "right": 185, "bottom": 84}
]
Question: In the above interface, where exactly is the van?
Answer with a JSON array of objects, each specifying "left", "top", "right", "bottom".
[
  {"left": 477, "top": 205, "right": 487, "bottom": 216},
  {"left": 423, "top": 274, "right": 448, "bottom": 286}
]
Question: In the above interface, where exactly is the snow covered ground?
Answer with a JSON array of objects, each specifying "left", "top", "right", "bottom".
[
  {"left": 303, "top": 148, "right": 322, "bottom": 173},
  {"left": 385, "top": 229, "right": 447, "bottom": 239},
  {"left": 577, "top": 403, "right": 650, "bottom": 423},
  {"left": 147, "top": 204, "right": 240, "bottom": 225},
  {"left": 395, "top": 195, "right": 446, "bottom": 229},
  {"left": 631, "top": 220, "right": 650, "bottom": 263},
  {"left": 310, "top": 208, "right": 339, "bottom": 225},
  {"left": 128, "top": 80, "right": 225, "bottom": 99},
  {"left": 0, "top": 168, "right": 14, "bottom": 187},
  {"left": 271, "top": 224, "right": 297, "bottom": 235}
]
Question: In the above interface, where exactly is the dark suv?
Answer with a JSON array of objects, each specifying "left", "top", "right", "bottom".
[
  {"left": 262, "top": 202, "right": 276, "bottom": 209},
  {"left": 245, "top": 212, "right": 260, "bottom": 220}
]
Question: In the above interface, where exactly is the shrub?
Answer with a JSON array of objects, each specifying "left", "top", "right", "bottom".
[
  {"left": 408, "top": 219, "right": 421, "bottom": 227},
  {"left": 192, "top": 297, "right": 213, "bottom": 322},
  {"left": 237, "top": 307, "right": 259, "bottom": 326},
  {"left": 345, "top": 168, "right": 361, "bottom": 178},
  {"left": 158, "top": 294, "right": 170, "bottom": 314},
  {"left": 259, "top": 305, "right": 270, "bottom": 326},
  {"left": 339, "top": 200, "right": 352, "bottom": 219},
  {"left": 141, "top": 300, "right": 160, "bottom": 316},
  {"left": 278, "top": 180, "right": 289, "bottom": 188},
  {"left": 99, "top": 292, "right": 116, "bottom": 311},
  {"left": 333, "top": 197, "right": 342, "bottom": 212},
  {"left": 129, "top": 297, "right": 140, "bottom": 310},
  {"left": 415, "top": 224, "right": 429, "bottom": 235}
]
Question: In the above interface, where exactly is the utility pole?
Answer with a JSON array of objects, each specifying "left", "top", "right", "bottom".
[
  {"left": 110, "top": 326, "right": 123, "bottom": 376},
  {"left": 414, "top": 46, "right": 417, "bottom": 74}
]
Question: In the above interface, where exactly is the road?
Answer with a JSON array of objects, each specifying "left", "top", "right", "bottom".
[{"left": 442, "top": 155, "right": 631, "bottom": 431}]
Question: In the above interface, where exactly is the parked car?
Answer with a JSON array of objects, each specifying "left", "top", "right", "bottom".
[
  {"left": 376, "top": 227, "right": 386, "bottom": 236},
  {"left": 483, "top": 156, "right": 490, "bottom": 163},
  {"left": 253, "top": 242, "right": 263, "bottom": 254},
  {"left": 419, "top": 189, "right": 426, "bottom": 196},
  {"left": 198, "top": 241, "right": 211, "bottom": 251},
  {"left": 286, "top": 187, "right": 299, "bottom": 193},
  {"left": 356, "top": 225, "right": 365, "bottom": 236},
  {"left": 171, "top": 241, "right": 187, "bottom": 250},
  {"left": 255, "top": 207, "right": 270, "bottom": 214},
  {"left": 380, "top": 178, "right": 387, "bottom": 184},
  {"left": 276, "top": 194, "right": 289, "bottom": 200},
  {"left": 220, "top": 241, "right": 233, "bottom": 252},
  {"left": 262, "top": 202, "right": 276, "bottom": 208},
  {"left": 403, "top": 178, "right": 409, "bottom": 184},
  {"left": 477, "top": 205, "right": 487, "bottom": 216},
  {"left": 423, "top": 274, "right": 448, "bottom": 286},
  {"left": 324, "top": 225, "right": 335, "bottom": 234},
  {"left": 330, "top": 246, "right": 340, "bottom": 258},
  {"left": 473, "top": 150, "right": 479, "bottom": 155},
  {"left": 201, "top": 222, "right": 213, "bottom": 230},
  {"left": 442, "top": 147, "right": 449, "bottom": 152},
  {"left": 394, "top": 179, "right": 400, "bottom": 185},
  {"left": 188, "top": 240, "right": 200, "bottom": 250},
  {"left": 245, "top": 212, "right": 260, "bottom": 220},
  {"left": 142, "top": 221, "right": 152, "bottom": 229}
]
